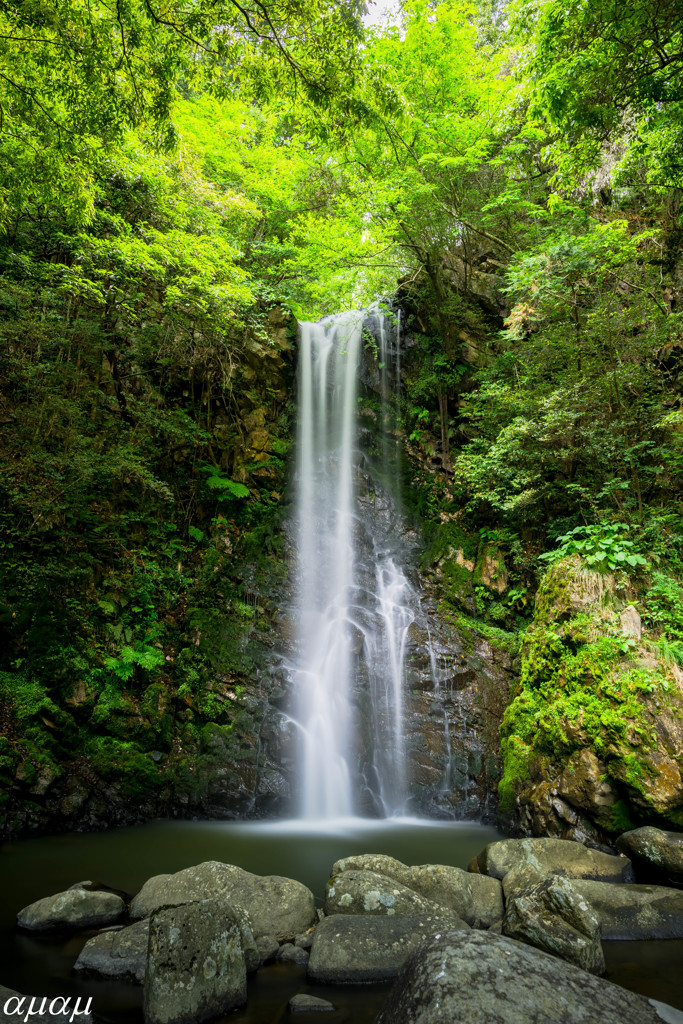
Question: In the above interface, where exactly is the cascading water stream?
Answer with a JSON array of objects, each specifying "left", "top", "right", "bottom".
[{"left": 290, "top": 306, "right": 463, "bottom": 821}]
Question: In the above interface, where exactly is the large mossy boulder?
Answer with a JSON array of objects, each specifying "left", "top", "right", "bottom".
[
  {"left": 130, "top": 861, "right": 315, "bottom": 942},
  {"left": 475, "top": 837, "right": 633, "bottom": 883},
  {"left": 499, "top": 556, "right": 683, "bottom": 841},
  {"left": 324, "top": 869, "right": 444, "bottom": 918},
  {"left": 375, "top": 930, "right": 683, "bottom": 1024},
  {"left": 143, "top": 899, "right": 246, "bottom": 1024},
  {"left": 330, "top": 854, "right": 502, "bottom": 928}
]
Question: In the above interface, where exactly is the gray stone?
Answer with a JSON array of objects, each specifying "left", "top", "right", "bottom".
[
  {"left": 130, "top": 861, "right": 315, "bottom": 941},
  {"left": 621, "top": 605, "right": 642, "bottom": 639},
  {"left": 277, "top": 942, "right": 309, "bottom": 965},
  {"left": 330, "top": 854, "right": 502, "bottom": 928},
  {"left": 143, "top": 898, "right": 246, "bottom": 1024},
  {"left": 375, "top": 929, "right": 681, "bottom": 1024},
  {"left": 74, "top": 919, "right": 150, "bottom": 983},
  {"left": 324, "top": 869, "right": 443, "bottom": 917},
  {"left": 294, "top": 930, "right": 315, "bottom": 949},
  {"left": 476, "top": 837, "right": 634, "bottom": 883},
  {"left": 616, "top": 827, "right": 683, "bottom": 886},
  {"left": 307, "top": 912, "right": 468, "bottom": 983},
  {"left": 503, "top": 873, "right": 605, "bottom": 974},
  {"left": 17, "top": 886, "right": 124, "bottom": 932},
  {"left": 255, "top": 934, "right": 279, "bottom": 965},
  {"left": 0, "top": 987, "right": 93, "bottom": 1024},
  {"left": 289, "top": 994, "right": 335, "bottom": 1013},
  {"left": 571, "top": 879, "right": 683, "bottom": 939}
]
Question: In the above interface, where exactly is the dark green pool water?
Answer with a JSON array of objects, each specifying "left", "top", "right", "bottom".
[{"left": 1, "top": 818, "right": 682, "bottom": 1022}]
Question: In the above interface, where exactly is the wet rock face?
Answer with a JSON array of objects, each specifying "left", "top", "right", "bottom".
[{"left": 375, "top": 930, "right": 676, "bottom": 1024}]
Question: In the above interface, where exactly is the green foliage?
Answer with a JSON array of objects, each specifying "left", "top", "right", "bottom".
[
  {"left": 201, "top": 466, "right": 251, "bottom": 500},
  {"left": 539, "top": 524, "right": 647, "bottom": 573}
]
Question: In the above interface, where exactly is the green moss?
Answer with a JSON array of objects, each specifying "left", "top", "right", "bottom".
[
  {"left": 498, "top": 734, "right": 532, "bottom": 813},
  {"left": 500, "top": 556, "right": 680, "bottom": 832}
]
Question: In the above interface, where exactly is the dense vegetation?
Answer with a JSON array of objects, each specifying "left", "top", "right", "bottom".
[{"left": 1, "top": 0, "right": 682, "bottom": 836}]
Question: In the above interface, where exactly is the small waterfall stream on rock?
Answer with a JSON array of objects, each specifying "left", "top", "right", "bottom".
[{"left": 289, "top": 308, "right": 425, "bottom": 819}]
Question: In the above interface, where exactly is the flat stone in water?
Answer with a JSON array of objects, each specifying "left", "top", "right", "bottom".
[
  {"left": 16, "top": 887, "right": 124, "bottom": 932},
  {"left": 289, "top": 994, "right": 335, "bottom": 1013}
]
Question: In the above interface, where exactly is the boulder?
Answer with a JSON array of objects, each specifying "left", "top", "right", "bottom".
[
  {"left": 17, "top": 886, "right": 124, "bottom": 932},
  {"left": 375, "top": 929, "right": 683, "bottom": 1024},
  {"left": 330, "top": 854, "right": 502, "bottom": 928},
  {"left": 476, "top": 837, "right": 633, "bottom": 883},
  {"left": 0, "top": 987, "right": 93, "bottom": 1024},
  {"left": 74, "top": 920, "right": 150, "bottom": 983},
  {"left": 503, "top": 872, "right": 604, "bottom": 974},
  {"left": 130, "top": 861, "right": 315, "bottom": 942},
  {"left": 255, "top": 935, "right": 279, "bottom": 965},
  {"left": 324, "top": 869, "right": 442, "bottom": 917},
  {"left": 289, "top": 994, "right": 335, "bottom": 1013},
  {"left": 143, "top": 898, "right": 246, "bottom": 1024},
  {"left": 616, "top": 827, "right": 683, "bottom": 887},
  {"left": 307, "top": 912, "right": 468, "bottom": 984},
  {"left": 277, "top": 943, "right": 309, "bottom": 966},
  {"left": 571, "top": 880, "right": 683, "bottom": 939}
]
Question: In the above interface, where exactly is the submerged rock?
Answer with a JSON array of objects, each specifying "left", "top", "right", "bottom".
[
  {"left": 475, "top": 837, "right": 633, "bottom": 883},
  {"left": 616, "top": 827, "right": 683, "bottom": 887},
  {"left": 130, "top": 861, "right": 315, "bottom": 941},
  {"left": 330, "top": 854, "right": 502, "bottom": 928},
  {"left": 74, "top": 919, "right": 149, "bottom": 983},
  {"left": 16, "top": 886, "right": 124, "bottom": 932},
  {"left": 289, "top": 994, "right": 335, "bottom": 1013},
  {"left": 307, "top": 912, "right": 468, "bottom": 983},
  {"left": 375, "top": 929, "right": 682, "bottom": 1024},
  {"left": 143, "top": 898, "right": 246, "bottom": 1024},
  {"left": 571, "top": 880, "right": 683, "bottom": 939}
]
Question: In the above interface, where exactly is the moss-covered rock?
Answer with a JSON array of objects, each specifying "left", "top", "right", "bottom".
[{"left": 499, "top": 557, "right": 683, "bottom": 842}]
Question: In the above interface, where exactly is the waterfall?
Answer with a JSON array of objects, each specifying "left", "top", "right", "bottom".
[{"left": 293, "top": 313, "right": 361, "bottom": 820}]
